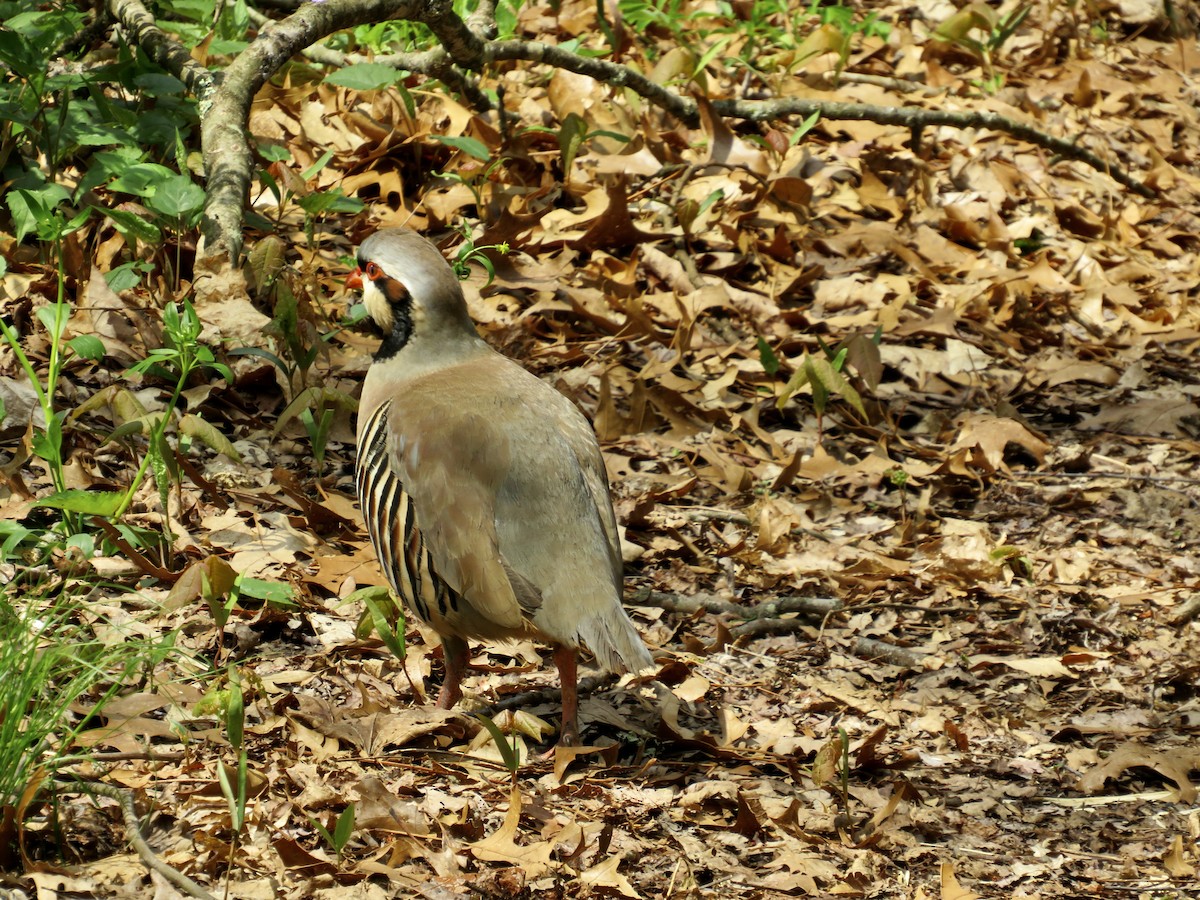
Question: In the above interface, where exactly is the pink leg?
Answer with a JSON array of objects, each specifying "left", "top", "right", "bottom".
[
  {"left": 436, "top": 635, "right": 469, "bottom": 709},
  {"left": 553, "top": 645, "right": 579, "bottom": 746}
]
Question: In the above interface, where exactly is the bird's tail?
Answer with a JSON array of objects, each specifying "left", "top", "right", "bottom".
[{"left": 580, "top": 611, "right": 655, "bottom": 675}]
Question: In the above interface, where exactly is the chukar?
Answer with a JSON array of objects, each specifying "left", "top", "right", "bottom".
[{"left": 346, "top": 228, "right": 653, "bottom": 745}]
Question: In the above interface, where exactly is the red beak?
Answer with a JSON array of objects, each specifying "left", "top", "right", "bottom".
[{"left": 346, "top": 267, "right": 363, "bottom": 291}]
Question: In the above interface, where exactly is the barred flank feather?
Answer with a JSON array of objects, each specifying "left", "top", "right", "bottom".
[{"left": 354, "top": 398, "right": 459, "bottom": 626}]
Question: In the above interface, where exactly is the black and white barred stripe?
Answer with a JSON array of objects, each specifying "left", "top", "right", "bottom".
[{"left": 355, "top": 400, "right": 460, "bottom": 624}]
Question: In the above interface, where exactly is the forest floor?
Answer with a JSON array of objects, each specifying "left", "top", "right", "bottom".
[{"left": 5, "top": 0, "right": 1200, "bottom": 897}]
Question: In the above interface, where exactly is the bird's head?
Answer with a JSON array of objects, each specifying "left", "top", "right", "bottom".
[{"left": 346, "top": 228, "right": 476, "bottom": 360}]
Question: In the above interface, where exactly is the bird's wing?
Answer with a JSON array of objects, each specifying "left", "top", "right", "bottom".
[
  {"left": 386, "top": 397, "right": 526, "bottom": 632},
  {"left": 561, "top": 409, "right": 623, "bottom": 582}
]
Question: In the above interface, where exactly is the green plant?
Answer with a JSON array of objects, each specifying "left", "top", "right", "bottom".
[
  {"left": 428, "top": 135, "right": 507, "bottom": 215},
  {"left": 520, "top": 112, "right": 630, "bottom": 184},
  {"left": 349, "top": 585, "right": 406, "bottom": 661},
  {"left": 309, "top": 804, "right": 356, "bottom": 864},
  {"left": 37, "top": 297, "right": 236, "bottom": 564},
  {"left": 1, "top": 5, "right": 201, "bottom": 295},
  {"left": 0, "top": 5, "right": 89, "bottom": 183},
  {"left": 212, "top": 668, "right": 249, "bottom": 881},
  {"left": 476, "top": 713, "right": 522, "bottom": 780},
  {"left": 933, "top": 1, "right": 1032, "bottom": 88},
  {"left": 272, "top": 386, "right": 357, "bottom": 476},
  {"left": 257, "top": 150, "right": 364, "bottom": 247},
  {"left": 0, "top": 592, "right": 155, "bottom": 811},
  {"left": 991, "top": 545, "right": 1034, "bottom": 579},
  {"left": 773, "top": 330, "right": 882, "bottom": 434},
  {"left": 0, "top": 208, "right": 99, "bottom": 536},
  {"left": 233, "top": 254, "right": 360, "bottom": 475},
  {"left": 448, "top": 225, "right": 510, "bottom": 285},
  {"left": 122, "top": 298, "right": 233, "bottom": 515}
]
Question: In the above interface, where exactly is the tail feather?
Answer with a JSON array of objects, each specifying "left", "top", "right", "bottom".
[{"left": 580, "top": 611, "right": 654, "bottom": 674}]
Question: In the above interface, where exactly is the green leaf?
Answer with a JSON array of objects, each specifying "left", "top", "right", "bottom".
[
  {"left": 227, "top": 345, "right": 288, "bottom": 375},
  {"left": 300, "top": 149, "right": 335, "bottom": 181},
  {"left": 235, "top": 577, "right": 294, "bottom": 605},
  {"left": 756, "top": 337, "right": 780, "bottom": 376},
  {"left": 148, "top": 432, "right": 174, "bottom": 521},
  {"left": 68, "top": 334, "right": 106, "bottom": 362},
  {"left": 693, "top": 34, "right": 733, "bottom": 78},
  {"left": 35, "top": 305, "right": 68, "bottom": 342},
  {"left": 777, "top": 364, "right": 811, "bottom": 410},
  {"left": 360, "top": 592, "right": 405, "bottom": 660},
  {"left": 429, "top": 134, "right": 492, "bottom": 162},
  {"left": 108, "top": 163, "right": 176, "bottom": 198},
  {"left": 257, "top": 143, "right": 290, "bottom": 164},
  {"left": 147, "top": 174, "right": 206, "bottom": 221},
  {"left": 0, "top": 520, "right": 32, "bottom": 561},
  {"left": 225, "top": 671, "right": 245, "bottom": 750},
  {"left": 105, "top": 260, "right": 151, "bottom": 293},
  {"left": 133, "top": 72, "right": 187, "bottom": 96},
  {"left": 31, "top": 413, "right": 63, "bottom": 464},
  {"left": 557, "top": 112, "right": 588, "bottom": 177},
  {"left": 274, "top": 386, "right": 357, "bottom": 436},
  {"left": 178, "top": 414, "right": 240, "bottom": 460},
  {"left": 475, "top": 713, "right": 521, "bottom": 774},
  {"left": 33, "top": 489, "right": 124, "bottom": 516},
  {"left": 96, "top": 205, "right": 162, "bottom": 245},
  {"left": 805, "top": 355, "right": 831, "bottom": 416},
  {"left": 324, "top": 63, "right": 402, "bottom": 90},
  {"left": 309, "top": 816, "right": 335, "bottom": 849},
  {"left": 295, "top": 190, "right": 363, "bottom": 217},
  {"left": 333, "top": 804, "right": 355, "bottom": 851},
  {"left": 8, "top": 184, "right": 70, "bottom": 243}
]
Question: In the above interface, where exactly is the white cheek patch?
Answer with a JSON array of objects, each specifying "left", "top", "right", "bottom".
[{"left": 362, "top": 278, "right": 393, "bottom": 333}]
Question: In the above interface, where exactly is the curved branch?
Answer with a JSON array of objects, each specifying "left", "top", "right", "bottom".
[
  {"left": 421, "top": 0, "right": 488, "bottom": 68},
  {"left": 184, "top": 0, "right": 1153, "bottom": 269},
  {"left": 485, "top": 39, "right": 1154, "bottom": 199},
  {"left": 705, "top": 98, "right": 1157, "bottom": 199},
  {"left": 487, "top": 39, "right": 695, "bottom": 123},
  {"left": 105, "top": 0, "right": 217, "bottom": 100},
  {"left": 68, "top": 781, "right": 217, "bottom": 900},
  {"left": 244, "top": 8, "right": 491, "bottom": 111},
  {"left": 198, "top": 0, "right": 423, "bottom": 264}
]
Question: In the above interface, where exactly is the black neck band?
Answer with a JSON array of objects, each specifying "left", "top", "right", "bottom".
[{"left": 374, "top": 305, "right": 413, "bottom": 361}]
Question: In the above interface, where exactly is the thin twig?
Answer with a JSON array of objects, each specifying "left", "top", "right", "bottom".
[
  {"left": 64, "top": 781, "right": 216, "bottom": 900},
  {"left": 631, "top": 588, "right": 844, "bottom": 620},
  {"left": 1169, "top": 594, "right": 1200, "bottom": 626},
  {"left": 851, "top": 637, "right": 929, "bottom": 669}
]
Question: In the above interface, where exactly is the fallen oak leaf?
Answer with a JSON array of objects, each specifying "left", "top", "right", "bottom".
[
  {"left": 1076, "top": 743, "right": 1200, "bottom": 802},
  {"left": 470, "top": 786, "right": 555, "bottom": 878},
  {"left": 580, "top": 854, "right": 641, "bottom": 899}
]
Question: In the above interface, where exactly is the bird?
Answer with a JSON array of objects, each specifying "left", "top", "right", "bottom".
[{"left": 346, "top": 228, "right": 654, "bottom": 745}]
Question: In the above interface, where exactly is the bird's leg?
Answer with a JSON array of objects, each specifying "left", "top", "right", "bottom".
[
  {"left": 436, "top": 635, "right": 469, "bottom": 709},
  {"left": 553, "top": 645, "right": 579, "bottom": 746}
]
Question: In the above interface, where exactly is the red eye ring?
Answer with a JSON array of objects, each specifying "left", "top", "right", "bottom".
[{"left": 364, "top": 261, "right": 382, "bottom": 280}]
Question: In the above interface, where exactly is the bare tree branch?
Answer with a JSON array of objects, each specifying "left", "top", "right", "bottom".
[
  {"left": 67, "top": 781, "right": 217, "bottom": 900},
  {"left": 632, "top": 589, "right": 844, "bottom": 620},
  {"left": 851, "top": 637, "right": 929, "bottom": 669},
  {"left": 105, "top": 0, "right": 217, "bottom": 100},
  {"left": 484, "top": 40, "right": 1153, "bottom": 198},
  {"left": 198, "top": 0, "right": 424, "bottom": 264},
  {"left": 106, "top": 0, "right": 1150, "bottom": 268}
]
